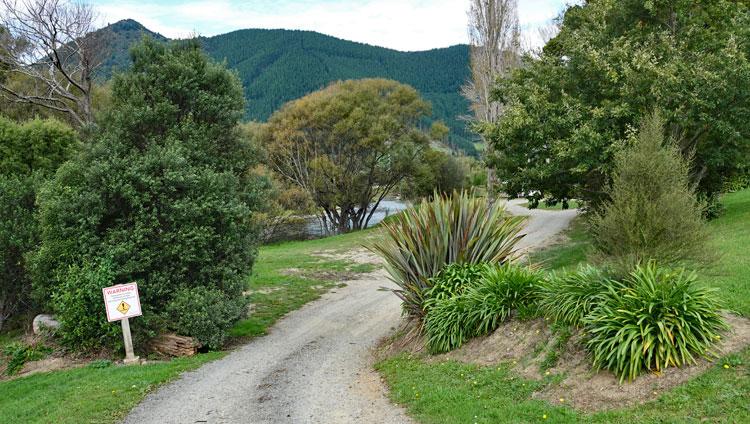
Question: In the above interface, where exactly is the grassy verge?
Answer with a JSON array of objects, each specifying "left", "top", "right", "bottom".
[
  {"left": 378, "top": 348, "right": 749, "bottom": 424},
  {"left": 378, "top": 189, "right": 750, "bottom": 423},
  {"left": 529, "top": 217, "right": 590, "bottom": 271},
  {"left": 0, "top": 353, "right": 222, "bottom": 424},
  {"left": 702, "top": 189, "right": 750, "bottom": 316},
  {"left": 0, "top": 228, "right": 380, "bottom": 423}
]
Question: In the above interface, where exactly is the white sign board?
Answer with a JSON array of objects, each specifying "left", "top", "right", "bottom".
[{"left": 102, "top": 283, "right": 142, "bottom": 322}]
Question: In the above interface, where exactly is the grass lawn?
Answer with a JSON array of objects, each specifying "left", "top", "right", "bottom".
[
  {"left": 0, "top": 353, "right": 222, "bottom": 424},
  {"left": 529, "top": 217, "right": 590, "bottom": 271},
  {"left": 703, "top": 190, "right": 750, "bottom": 316},
  {"left": 378, "top": 189, "right": 750, "bottom": 424},
  {"left": 0, "top": 229, "right": 379, "bottom": 423}
]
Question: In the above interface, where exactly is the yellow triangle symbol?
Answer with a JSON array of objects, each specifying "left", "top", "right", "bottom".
[{"left": 116, "top": 301, "right": 131, "bottom": 315}]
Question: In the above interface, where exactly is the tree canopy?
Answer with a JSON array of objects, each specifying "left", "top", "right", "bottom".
[
  {"left": 484, "top": 0, "right": 750, "bottom": 205},
  {"left": 262, "top": 78, "right": 431, "bottom": 233}
]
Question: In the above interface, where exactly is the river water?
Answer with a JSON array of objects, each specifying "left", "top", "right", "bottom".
[{"left": 305, "top": 200, "right": 410, "bottom": 237}]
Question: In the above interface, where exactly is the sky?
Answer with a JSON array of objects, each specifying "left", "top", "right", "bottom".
[{"left": 90, "top": 0, "right": 570, "bottom": 52}]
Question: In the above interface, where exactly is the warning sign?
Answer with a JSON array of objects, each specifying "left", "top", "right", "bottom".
[{"left": 102, "top": 283, "right": 142, "bottom": 322}]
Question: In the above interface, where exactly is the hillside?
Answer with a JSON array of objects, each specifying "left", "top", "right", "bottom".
[{"left": 94, "top": 20, "right": 477, "bottom": 155}]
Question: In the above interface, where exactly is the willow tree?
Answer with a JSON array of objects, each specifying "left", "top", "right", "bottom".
[{"left": 262, "top": 78, "right": 431, "bottom": 233}]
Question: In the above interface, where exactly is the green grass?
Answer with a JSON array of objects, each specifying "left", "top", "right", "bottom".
[
  {"left": 0, "top": 228, "right": 381, "bottom": 423},
  {"left": 702, "top": 189, "right": 750, "bottom": 316},
  {"left": 378, "top": 349, "right": 750, "bottom": 424},
  {"left": 378, "top": 189, "right": 750, "bottom": 423},
  {"left": 530, "top": 218, "right": 590, "bottom": 271},
  {"left": 0, "top": 353, "right": 222, "bottom": 424}
]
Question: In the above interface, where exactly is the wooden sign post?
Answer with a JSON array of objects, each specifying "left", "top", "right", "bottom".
[{"left": 103, "top": 282, "right": 143, "bottom": 365}]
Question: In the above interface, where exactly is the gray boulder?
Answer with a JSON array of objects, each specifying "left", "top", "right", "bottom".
[{"left": 33, "top": 314, "right": 60, "bottom": 335}]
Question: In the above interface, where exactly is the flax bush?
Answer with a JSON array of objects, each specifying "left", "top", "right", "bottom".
[{"left": 369, "top": 190, "right": 525, "bottom": 318}]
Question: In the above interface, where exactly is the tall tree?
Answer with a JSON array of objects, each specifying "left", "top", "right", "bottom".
[
  {"left": 0, "top": 0, "right": 101, "bottom": 127},
  {"left": 463, "top": 0, "right": 521, "bottom": 197},
  {"left": 485, "top": 0, "right": 750, "bottom": 207},
  {"left": 33, "top": 38, "right": 266, "bottom": 349},
  {"left": 262, "top": 78, "right": 431, "bottom": 234}
]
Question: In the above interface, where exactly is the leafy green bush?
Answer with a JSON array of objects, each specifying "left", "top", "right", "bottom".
[
  {"left": 369, "top": 190, "right": 525, "bottom": 318},
  {"left": 464, "top": 264, "right": 543, "bottom": 335},
  {"left": 51, "top": 260, "right": 122, "bottom": 350},
  {"left": 424, "top": 296, "right": 473, "bottom": 354},
  {"left": 3, "top": 342, "right": 52, "bottom": 375},
  {"left": 423, "top": 263, "right": 484, "bottom": 312},
  {"left": 0, "top": 175, "right": 37, "bottom": 332},
  {"left": 425, "top": 263, "right": 543, "bottom": 353},
  {"left": 0, "top": 117, "right": 78, "bottom": 331},
  {"left": 32, "top": 38, "right": 265, "bottom": 349},
  {"left": 584, "top": 263, "right": 727, "bottom": 382},
  {"left": 722, "top": 173, "right": 749, "bottom": 193},
  {"left": 590, "top": 112, "right": 712, "bottom": 272},
  {"left": 538, "top": 265, "right": 611, "bottom": 328},
  {"left": 167, "top": 287, "right": 246, "bottom": 350},
  {"left": 0, "top": 116, "right": 79, "bottom": 177}
]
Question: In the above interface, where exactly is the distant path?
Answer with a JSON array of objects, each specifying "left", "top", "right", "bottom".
[
  {"left": 123, "top": 200, "right": 577, "bottom": 424},
  {"left": 505, "top": 198, "right": 579, "bottom": 257}
]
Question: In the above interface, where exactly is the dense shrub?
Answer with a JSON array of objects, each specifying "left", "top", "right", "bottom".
[
  {"left": 399, "top": 149, "right": 468, "bottom": 200},
  {"left": 425, "top": 263, "right": 543, "bottom": 353},
  {"left": 0, "top": 175, "right": 37, "bottom": 331},
  {"left": 51, "top": 260, "right": 122, "bottom": 350},
  {"left": 167, "top": 287, "right": 246, "bottom": 350},
  {"left": 423, "top": 263, "right": 484, "bottom": 312},
  {"left": 424, "top": 295, "right": 473, "bottom": 354},
  {"left": 590, "top": 112, "right": 712, "bottom": 272},
  {"left": 584, "top": 263, "right": 726, "bottom": 382},
  {"left": 32, "top": 38, "right": 266, "bottom": 349},
  {"left": 0, "top": 116, "right": 78, "bottom": 176},
  {"left": 722, "top": 173, "right": 749, "bottom": 193},
  {"left": 370, "top": 191, "right": 525, "bottom": 318},
  {"left": 0, "top": 117, "right": 78, "bottom": 331},
  {"left": 537, "top": 266, "right": 611, "bottom": 328}
]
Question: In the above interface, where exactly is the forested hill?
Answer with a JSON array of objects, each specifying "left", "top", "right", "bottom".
[{"left": 96, "top": 20, "right": 477, "bottom": 154}]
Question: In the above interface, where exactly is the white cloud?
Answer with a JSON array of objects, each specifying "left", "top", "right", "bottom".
[{"left": 94, "top": 0, "right": 569, "bottom": 51}]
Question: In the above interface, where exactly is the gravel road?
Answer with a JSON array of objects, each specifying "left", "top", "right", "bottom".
[
  {"left": 123, "top": 200, "right": 577, "bottom": 424},
  {"left": 505, "top": 198, "right": 579, "bottom": 257}
]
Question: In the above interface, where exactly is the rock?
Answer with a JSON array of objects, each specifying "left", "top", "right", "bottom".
[
  {"left": 150, "top": 333, "right": 200, "bottom": 357},
  {"left": 33, "top": 314, "right": 60, "bottom": 335}
]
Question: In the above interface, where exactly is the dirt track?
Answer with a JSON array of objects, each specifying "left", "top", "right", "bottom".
[{"left": 123, "top": 200, "right": 577, "bottom": 424}]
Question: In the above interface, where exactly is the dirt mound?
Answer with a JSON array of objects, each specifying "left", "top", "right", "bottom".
[{"left": 381, "top": 313, "right": 750, "bottom": 412}]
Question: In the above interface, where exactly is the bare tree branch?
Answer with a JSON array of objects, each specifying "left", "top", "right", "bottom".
[{"left": 0, "top": 0, "right": 102, "bottom": 127}]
